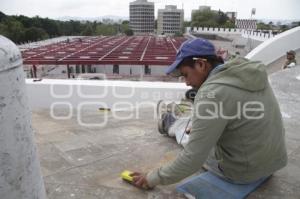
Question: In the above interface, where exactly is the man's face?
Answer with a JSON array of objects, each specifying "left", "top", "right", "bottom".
[{"left": 179, "top": 61, "right": 211, "bottom": 89}]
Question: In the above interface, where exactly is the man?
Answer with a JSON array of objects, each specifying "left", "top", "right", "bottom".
[
  {"left": 283, "top": 50, "right": 297, "bottom": 69},
  {"left": 131, "top": 38, "right": 287, "bottom": 190}
]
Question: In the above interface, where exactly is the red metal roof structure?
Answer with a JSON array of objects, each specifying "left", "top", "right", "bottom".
[{"left": 22, "top": 36, "right": 186, "bottom": 66}]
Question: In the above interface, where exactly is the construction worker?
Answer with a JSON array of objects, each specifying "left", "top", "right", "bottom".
[
  {"left": 130, "top": 38, "right": 287, "bottom": 194},
  {"left": 283, "top": 50, "right": 297, "bottom": 69}
]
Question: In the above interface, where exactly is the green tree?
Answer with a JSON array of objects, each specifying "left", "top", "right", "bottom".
[
  {"left": 192, "top": 10, "right": 218, "bottom": 27},
  {"left": 16, "top": 15, "right": 33, "bottom": 28},
  {"left": 191, "top": 9, "right": 230, "bottom": 27},
  {"left": 124, "top": 28, "right": 133, "bottom": 36},
  {"left": 279, "top": 25, "right": 289, "bottom": 32},
  {"left": 95, "top": 24, "right": 117, "bottom": 36},
  {"left": 174, "top": 32, "right": 183, "bottom": 37},
  {"left": 120, "top": 22, "right": 133, "bottom": 36},
  {"left": 0, "top": 11, "right": 6, "bottom": 22},
  {"left": 224, "top": 20, "right": 235, "bottom": 28},
  {"left": 58, "top": 20, "right": 82, "bottom": 35},
  {"left": 81, "top": 24, "right": 94, "bottom": 36},
  {"left": 257, "top": 22, "right": 271, "bottom": 30},
  {"left": 0, "top": 13, "right": 126, "bottom": 43},
  {"left": 0, "top": 18, "right": 25, "bottom": 43},
  {"left": 40, "top": 18, "right": 59, "bottom": 36},
  {"left": 31, "top": 16, "right": 43, "bottom": 28},
  {"left": 183, "top": 21, "right": 191, "bottom": 28},
  {"left": 216, "top": 10, "right": 228, "bottom": 25},
  {"left": 24, "top": 27, "right": 49, "bottom": 41},
  {"left": 122, "top": 20, "right": 129, "bottom": 25}
]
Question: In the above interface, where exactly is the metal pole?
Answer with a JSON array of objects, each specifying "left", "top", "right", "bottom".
[
  {"left": 0, "top": 36, "right": 46, "bottom": 199},
  {"left": 33, "top": 64, "right": 37, "bottom": 78},
  {"left": 67, "top": 64, "right": 70, "bottom": 79}
]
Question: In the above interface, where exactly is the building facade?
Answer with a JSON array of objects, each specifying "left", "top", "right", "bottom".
[
  {"left": 129, "top": 0, "right": 155, "bottom": 34},
  {"left": 226, "top": 12, "right": 237, "bottom": 21},
  {"left": 191, "top": 6, "right": 211, "bottom": 16},
  {"left": 157, "top": 5, "right": 184, "bottom": 35},
  {"left": 235, "top": 19, "right": 257, "bottom": 30}
]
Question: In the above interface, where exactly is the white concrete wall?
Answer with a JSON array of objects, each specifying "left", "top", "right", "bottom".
[
  {"left": 246, "top": 26, "right": 300, "bottom": 65},
  {"left": 131, "top": 65, "right": 144, "bottom": 75},
  {"left": 119, "top": 65, "right": 143, "bottom": 75},
  {"left": 150, "top": 65, "right": 168, "bottom": 75},
  {"left": 94, "top": 65, "right": 113, "bottom": 74},
  {"left": 30, "top": 64, "right": 168, "bottom": 77},
  {"left": 188, "top": 27, "right": 243, "bottom": 35},
  {"left": 94, "top": 65, "right": 104, "bottom": 73},
  {"left": 119, "top": 65, "right": 129, "bottom": 75},
  {"left": 25, "top": 79, "right": 189, "bottom": 112},
  {"left": 43, "top": 65, "right": 67, "bottom": 75},
  {"left": 241, "top": 30, "right": 274, "bottom": 42}
]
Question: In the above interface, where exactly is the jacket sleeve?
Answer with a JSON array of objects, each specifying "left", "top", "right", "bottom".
[{"left": 146, "top": 92, "right": 228, "bottom": 187}]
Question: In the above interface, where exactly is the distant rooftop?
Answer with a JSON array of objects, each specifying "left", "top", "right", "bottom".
[
  {"left": 130, "top": 0, "right": 154, "bottom": 5},
  {"left": 22, "top": 36, "right": 186, "bottom": 66}
]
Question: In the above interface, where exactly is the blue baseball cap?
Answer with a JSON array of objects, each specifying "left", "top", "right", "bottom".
[{"left": 166, "top": 38, "right": 216, "bottom": 74}]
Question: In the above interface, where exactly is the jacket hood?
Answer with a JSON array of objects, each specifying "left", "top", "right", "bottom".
[{"left": 205, "top": 57, "right": 268, "bottom": 92}]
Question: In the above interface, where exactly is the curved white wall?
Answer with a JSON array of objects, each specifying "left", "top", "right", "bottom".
[{"left": 246, "top": 27, "right": 300, "bottom": 65}]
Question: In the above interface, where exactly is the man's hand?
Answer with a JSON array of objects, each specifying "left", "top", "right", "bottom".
[{"left": 130, "top": 172, "right": 154, "bottom": 190}]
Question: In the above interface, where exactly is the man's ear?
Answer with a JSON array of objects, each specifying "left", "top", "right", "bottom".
[{"left": 194, "top": 59, "right": 206, "bottom": 72}]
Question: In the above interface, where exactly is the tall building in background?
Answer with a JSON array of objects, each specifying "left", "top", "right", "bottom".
[
  {"left": 191, "top": 6, "right": 212, "bottom": 20},
  {"left": 129, "top": 0, "right": 155, "bottom": 34},
  {"left": 226, "top": 12, "right": 237, "bottom": 21},
  {"left": 191, "top": 6, "right": 211, "bottom": 15},
  {"left": 157, "top": 5, "right": 184, "bottom": 35}
]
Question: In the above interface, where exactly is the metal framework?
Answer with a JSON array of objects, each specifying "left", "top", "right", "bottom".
[{"left": 22, "top": 36, "right": 186, "bottom": 66}]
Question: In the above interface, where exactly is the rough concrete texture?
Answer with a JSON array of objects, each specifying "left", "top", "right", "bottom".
[
  {"left": 0, "top": 35, "right": 46, "bottom": 199},
  {"left": 33, "top": 108, "right": 185, "bottom": 199},
  {"left": 31, "top": 67, "right": 300, "bottom": 199}
]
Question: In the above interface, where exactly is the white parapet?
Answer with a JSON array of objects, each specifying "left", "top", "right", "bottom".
[
  {"left": 0, "top": 36, "right": 46, "bottom": 198},
  {"left": 188, "top": 26, "right": 273, "bottom": 41},
  {"left": 246, "top": 26, "right": 300, "bottom": 65},
  {"left": 25, "top": 79, "right": 190, "bottom": 111}
]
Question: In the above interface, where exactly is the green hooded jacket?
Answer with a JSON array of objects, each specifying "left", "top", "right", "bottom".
[{"left": 147, "top": 57, "right": 288, "bottom": 186}]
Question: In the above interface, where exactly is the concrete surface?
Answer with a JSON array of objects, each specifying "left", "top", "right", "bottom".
[
  {"left": 33, "top": 108, "right": 185, "bottom": 199},
  {"left": 31, "top": 67, "right": 300, "bottom": 199}
]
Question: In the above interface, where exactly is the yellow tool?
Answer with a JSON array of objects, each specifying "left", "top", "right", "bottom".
[
  {"left": 121, "top": 170, "right": 134, "bottom": 182},
  {"left": 98, "top": 107, "right": 111, "bottom": 112}
]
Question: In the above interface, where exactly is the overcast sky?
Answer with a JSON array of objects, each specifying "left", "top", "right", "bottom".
[{"left": 1, "top": 0, "right": 300, "bottom": 21}]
